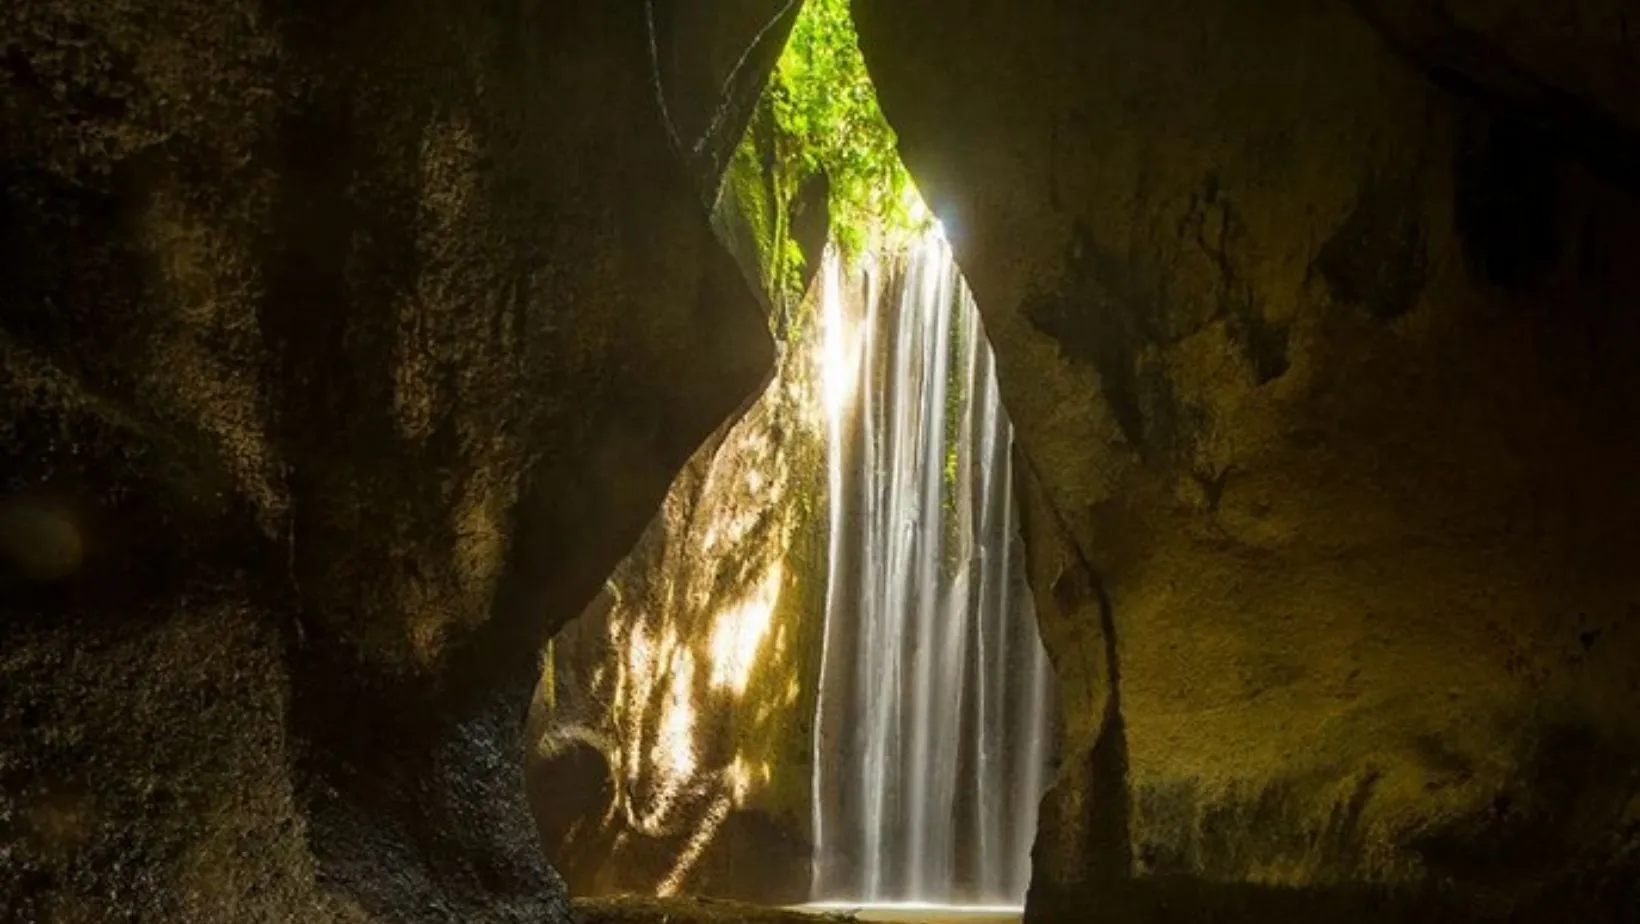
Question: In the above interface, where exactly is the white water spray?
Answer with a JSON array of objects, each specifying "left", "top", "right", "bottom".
[{"left": 812, "top": 229, "right": 1055, "bottom": 906}]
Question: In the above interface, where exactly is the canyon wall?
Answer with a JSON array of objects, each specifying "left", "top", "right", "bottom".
[
  {"left": 853, "top": 0, "right": 1640, "bottom": 920},
  {"left": 0, "top": 0, "right": 790, "bottom": 919}
]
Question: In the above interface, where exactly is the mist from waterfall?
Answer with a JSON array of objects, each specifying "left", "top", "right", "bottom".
[{"left": 812, "top": 229, "right": 1055, "bottom": 907}]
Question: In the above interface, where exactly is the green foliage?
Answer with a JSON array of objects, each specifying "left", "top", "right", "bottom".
[
  {"left": 718, "top": 105, "right": 812, "bottom": 323},
  {"left": 770, "top": 0, "right": 925, "bottom": 258}
]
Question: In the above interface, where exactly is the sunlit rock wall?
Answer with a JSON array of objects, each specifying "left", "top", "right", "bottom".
[
  {"left": 527, "top": 236, "right": 831, "bottom": 905},
  {"left": 0, "top": 0, "right": 790, "bottom": 920},
  {"left": 853, "top": 0, "right": 1640, "bottom": 920}
]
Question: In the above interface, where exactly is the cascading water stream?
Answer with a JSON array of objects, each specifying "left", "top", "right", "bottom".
[{"left": 812, "top": 229, "right": 1055, "bottom": 907}]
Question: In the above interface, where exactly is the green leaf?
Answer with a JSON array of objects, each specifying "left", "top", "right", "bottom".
[{"left": 766, "top": 0, "right": 926, "bottom": 259}]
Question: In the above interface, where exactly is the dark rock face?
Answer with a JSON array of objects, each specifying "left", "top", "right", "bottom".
[
  {"left": 853, "top": 0, "right": 1640, "bottom": 920},
  {"left": 1, "top": 0, "right": 780, "bottom": 920},
  {"left": 649, "top": 0, "right": 804, "bottom": 197}
]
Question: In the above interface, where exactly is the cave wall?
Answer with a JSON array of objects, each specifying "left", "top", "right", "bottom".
[
  {"left": 852, "top": 0, "right": 1640, "bottom": 920},
  {"left": 649, "top": 0, "right": 805, "bottom": 198},
  {"left": 0, "top": 0, "right": 789, "bottom": 920},
  {"left": 526, "top": 328, "right": 830, "bottom": 905},
  {"left": 526, "top": 111, "right": 832, "bottom": 905}
]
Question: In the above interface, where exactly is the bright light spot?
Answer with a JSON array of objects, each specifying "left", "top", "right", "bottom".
[
  {"left": 726, "top": 756, "right": 754, "bottom": 805},
  {"left": 918, "top": 229, "right": 947, "bottom": 324},
  {"left": 621, "top": 621, "right": 653, "bottom": 786},
  {"left": 708, "top": 562, "right": 783, "bottom": 694},
  {"left": 903, "top": 182, "right": 930, "bottom": 224},
  {"left": 627, "top": 622, "right": 651, "bottom": 671},
  {"left": 652, "top": 649, "right": 697, "bottom": 784},
  {"left": 820, "top": 249, "right": 861, "bottom": 420}
]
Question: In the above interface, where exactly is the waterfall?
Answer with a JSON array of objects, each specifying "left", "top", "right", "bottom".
[{"left": 812, "top": 229, "right": 1055, "bottom": 907}]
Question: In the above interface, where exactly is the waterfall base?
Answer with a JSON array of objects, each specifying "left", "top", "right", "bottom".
[{"left": 575, "top": 897, "right": 1021, "bottom": 924}]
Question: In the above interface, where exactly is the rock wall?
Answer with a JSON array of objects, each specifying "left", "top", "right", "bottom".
[
  {"left": 526, "top": 114, "right": 832, "bottom": 904},
  {"left": 0, "top": 0, "right": 787, "bottom": 920},
  {"left": 649, "top": 0, "right": 805, "bottom": 198},
  {"left": 852, "top": 0, "right": 1640, "bottom": 920},
  {"left": 526, "top": 330, "right": 830, "bottom": 904}
]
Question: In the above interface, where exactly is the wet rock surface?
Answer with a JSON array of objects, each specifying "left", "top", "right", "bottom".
[
  {"left": 0, "top": 0, "right": 783, "bottom": 920},
  {"left": 853, "top": 0, "right": 1640, "bottom": 920}
]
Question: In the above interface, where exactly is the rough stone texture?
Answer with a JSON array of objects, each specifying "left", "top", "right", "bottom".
[
  {"left": 526, "top": 224, "right": 830, "bottom": 905},
  {"left": 650, "top": 0, "right": 804, "bottom": 197},
  {"left": 711, "top": 97, "right": 832, "bottom": 323},
  {"left": 853, "top": 0, "right": 1640, "bottom": 920},
  {"left": 0, "top": 0, "right": 784, "bottom": 920}
]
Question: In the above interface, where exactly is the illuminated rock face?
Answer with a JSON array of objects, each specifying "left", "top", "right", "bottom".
[
  {"left": 0, "top": 1, "right": 789, "bottom": 920},
  {"left": 528, "top": 238, "right": 829, "bottom": 906},
  {"left": 853, "top": 0, "right": 1640, "bottom": 920},
  {"left": 524, "top": 91, "right": 832, "bottom": 905}
]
